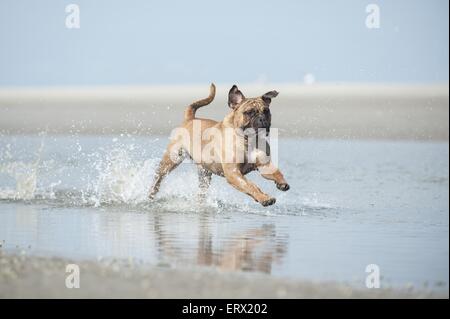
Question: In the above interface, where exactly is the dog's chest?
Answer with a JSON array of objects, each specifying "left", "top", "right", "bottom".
[{"left": 239, "top": 162, "right": 257, "bottom": 175}]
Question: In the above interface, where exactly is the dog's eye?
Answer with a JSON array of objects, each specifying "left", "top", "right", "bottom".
[{"left": 244, "top": 110, "right": 255, "bottom": 116}]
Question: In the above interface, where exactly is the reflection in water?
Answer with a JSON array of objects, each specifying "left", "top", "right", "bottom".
[
  {"left": 153, "top": 212, "right": 287, "bottom": 274},
  {"left": 1, "top": 203, "right": 288, "bottom": 275},
  {"left": 197, "top": 217, "right": 286, "bottom": 273}
]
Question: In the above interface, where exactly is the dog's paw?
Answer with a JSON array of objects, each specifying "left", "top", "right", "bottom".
[
  {"left": 276, "top": 183, "right": 290, "bottom": 191},
  {"left": 261, "top": 197, "right": 276, "bottom": 207}
]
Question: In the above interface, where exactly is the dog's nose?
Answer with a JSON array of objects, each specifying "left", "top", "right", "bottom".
[
  {"left": 257, "top": 117, "right": 269, "bottom": 128},
  {"left": 256, "top": 117, "right": 264, "bottom": 126}
]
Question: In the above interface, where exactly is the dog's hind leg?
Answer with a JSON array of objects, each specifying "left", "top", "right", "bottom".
[
  {"left": 197, "top": 166, "right": 212, "bottom": 201},
  {"left": 149, "top": 144, "right": 186, "bottom": 199}
]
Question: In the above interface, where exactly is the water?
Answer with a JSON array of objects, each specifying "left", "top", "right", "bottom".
[{"left": 0, "top": 134, "right": 448, "bottom": 290}]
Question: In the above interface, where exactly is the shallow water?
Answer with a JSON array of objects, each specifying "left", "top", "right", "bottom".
[{"left": 0, "top": 135, "right": 448, "bottom": 290}]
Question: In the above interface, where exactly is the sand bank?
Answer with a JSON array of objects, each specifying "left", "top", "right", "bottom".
[
  {"left": 0, "top": 252, "right": 446, "bottom": 299},
  {"left": 0, "top": 84, "right": 448, "bottom": 140}
]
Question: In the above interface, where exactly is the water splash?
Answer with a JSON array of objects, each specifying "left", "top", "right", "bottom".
[
  {"left": 87, "top": 148, "right": 156, "bottom": 206},
  {"left": 0, "top": 135, "right": 335, "bottom": 216},
  {"left": 0, "top": 161, "right": 38, "bottom": 200},
  {"left": 0, "top": 137, "right": 45, "bottom": 200}
]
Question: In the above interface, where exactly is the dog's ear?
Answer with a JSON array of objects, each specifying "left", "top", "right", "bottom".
[
  {"left": 228, "top": 85, "right": 245, "bottom": 109},
  {"left": 262, "top": 91, "right": 279, "bottom": 106}
]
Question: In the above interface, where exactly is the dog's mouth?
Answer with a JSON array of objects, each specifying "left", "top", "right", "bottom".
[
  {"left": 250, "top": 116, "right": 271, "bottom": 131},
  {"left": 239, "top": 122, "right": 271, "bottom": 137}
]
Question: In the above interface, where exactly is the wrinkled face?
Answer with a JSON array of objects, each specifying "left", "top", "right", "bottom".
[
  {"left": 234, "top": 98, "right": 271, "bottom": 131},
  {"left": 228, "top": 85, "right": 278, "bottom": 132}
]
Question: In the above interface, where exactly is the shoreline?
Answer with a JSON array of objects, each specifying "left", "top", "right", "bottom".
[{"left": 0, "top": 251, "right": 447, "bottom": 299}]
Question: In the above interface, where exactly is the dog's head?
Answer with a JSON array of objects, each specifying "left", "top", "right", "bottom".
[{"left": 228, "top": 85, "right": 278, "bottom": 132}]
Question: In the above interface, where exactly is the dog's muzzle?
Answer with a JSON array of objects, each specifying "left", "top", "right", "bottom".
[
  {"left": 252, "top": 114, "right": 270, "bottom": 127},
  {"left": 237, "top": 115, "right": 271, "bottom": 137},
  {"left": 251, "top": 115, "right": 271, "bottom": 132}
]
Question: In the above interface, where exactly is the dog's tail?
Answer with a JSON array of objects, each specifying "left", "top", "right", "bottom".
[{"left": 184, "top": 83, "right": 216, "bottom": 121}]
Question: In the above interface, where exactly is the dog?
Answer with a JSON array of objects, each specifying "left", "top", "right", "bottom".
[{"left": 149, "top": 83, "right": 289, "bottom": 206}]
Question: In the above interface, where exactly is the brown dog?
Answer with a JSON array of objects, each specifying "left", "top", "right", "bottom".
[{"left": 149, "top": 83, "right": 289, "bottom": 206}]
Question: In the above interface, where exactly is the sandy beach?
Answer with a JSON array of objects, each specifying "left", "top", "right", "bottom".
[
  {"left": 0, "top": 84, "right": 448, "bottom": 140},
  {"left": 0, "top": 252, "right": 446, "bottom": 299}
]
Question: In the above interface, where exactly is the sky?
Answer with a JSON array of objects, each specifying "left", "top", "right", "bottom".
[{"left": 0, "top": 0, "right": 448, "bottom": 86}]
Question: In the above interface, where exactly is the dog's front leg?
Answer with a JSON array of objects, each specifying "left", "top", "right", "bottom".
[
  {"left": 254, "top": 151, "right": 290, "bottom": 191},
  {"left": 223, "top": 164, "right": 276, "bottom": 207},
  {"left": 257, "top": 162, "right": 290, "bottom": 191}
]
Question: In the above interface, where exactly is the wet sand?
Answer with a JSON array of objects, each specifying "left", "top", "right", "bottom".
[
  {"left": 0, "top": 252, "right": 446, "bottom": 299},
  {"left": 0, "top": 84, "right": 448, "bottom": 140}
]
